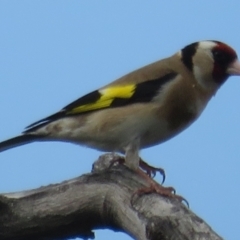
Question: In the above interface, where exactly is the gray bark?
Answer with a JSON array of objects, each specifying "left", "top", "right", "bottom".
[{"left": 0, "top": 153, "right": 223, "bottom": 240}]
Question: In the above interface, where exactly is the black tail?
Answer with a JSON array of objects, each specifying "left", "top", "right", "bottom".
[{"left": 0, "top": 134, "right": 43, "bottom": 153}]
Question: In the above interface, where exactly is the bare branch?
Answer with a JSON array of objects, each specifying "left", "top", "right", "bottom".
[{"left": 0, "top": 153, "right": 223, "bottom": 240}]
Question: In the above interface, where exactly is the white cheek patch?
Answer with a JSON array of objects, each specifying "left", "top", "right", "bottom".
[
  {"left": 193, "top": 63, "right": 219, "bottom": 92},
  {"left": 193, "top": 65, "right": 204, "bottom": 87}
]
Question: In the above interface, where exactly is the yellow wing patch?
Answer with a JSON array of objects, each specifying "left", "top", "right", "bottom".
[
  {"left": 100, "top": 85, "right": 135, "bottom": 98},
  {"left": 68, "top": 85, "right": 136, "bottom": 114}
]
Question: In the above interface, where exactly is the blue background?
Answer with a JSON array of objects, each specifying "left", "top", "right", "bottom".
[{"left": 0, "top": 1, "right": 240, "bottom": 239}]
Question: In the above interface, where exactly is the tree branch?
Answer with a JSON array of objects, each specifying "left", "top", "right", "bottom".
[{"left": 0, "top": 153, "right": 223, "bottom": 240}]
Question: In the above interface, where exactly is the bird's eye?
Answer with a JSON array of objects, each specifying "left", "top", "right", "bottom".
[{"left": 212, "top": 49, "right": 227, "bottom": 64}]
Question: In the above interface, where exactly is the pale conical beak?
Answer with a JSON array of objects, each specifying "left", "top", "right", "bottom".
[{"left": 227, "top": 60, "right": 240, "bottom": 76}]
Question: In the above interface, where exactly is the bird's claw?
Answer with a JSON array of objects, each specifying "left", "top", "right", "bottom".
[
  {"left": 108, "top": 156, "right": 166, "bottom": 184},
  {"left": 131, "top": 183, "right": 189, "bottom": 208},
  {"left": 139, "top": 158, "right": 166, "bottom": 183}
]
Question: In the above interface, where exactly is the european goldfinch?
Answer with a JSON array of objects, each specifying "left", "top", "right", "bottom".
[{"left": 1, "top": 40, "right": 240, "bottom": 176}]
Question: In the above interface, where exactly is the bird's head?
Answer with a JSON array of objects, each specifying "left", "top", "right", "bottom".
[{"left": 180, "top": 40, "right": 240, "bottom": 92}]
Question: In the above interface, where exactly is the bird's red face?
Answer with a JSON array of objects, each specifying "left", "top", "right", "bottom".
[
  {"left": 211, "top": 41, "right": 240, "bottom": 84},
  {"left": 181, "top": 40, "right": 240, "bottom": 90}
]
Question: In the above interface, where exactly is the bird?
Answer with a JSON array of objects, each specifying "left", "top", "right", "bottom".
[{"left": 1, "top": 40, "right": 240, "bottom": 198}]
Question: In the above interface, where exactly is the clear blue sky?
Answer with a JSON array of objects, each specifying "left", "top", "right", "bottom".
[{"left": 0, "top": 1, "right": 240, "bottom": 240}]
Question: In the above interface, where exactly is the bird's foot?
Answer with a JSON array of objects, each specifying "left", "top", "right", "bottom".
[
  {"left": 131, "top": 169, "right": 189, "bottom": 207},
  {"left": 132, "top": 183, "right": 188, "bottom": 207},
  {"left": 108, "top": 155, "right": 188, "bottom": 206},
  {"left": 108, "top": 156, "right": 165, "bottom": 183},
  {"left": 139, "top": 158, "right": 165, "bottom": 183}
]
